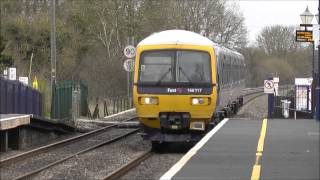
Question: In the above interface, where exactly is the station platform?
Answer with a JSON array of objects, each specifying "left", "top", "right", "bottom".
[
  {"left": 0, "top": 114, "right": 31, "bottom": 130},
  {"left": 160, "top": 118, "right": 319, "bottom": 180},
  {"left": 0, "top": 114, "right": 75, "bottom": 152}
]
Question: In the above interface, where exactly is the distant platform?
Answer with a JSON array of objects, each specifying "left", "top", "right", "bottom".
[
  {"left": 0, "top": 114, "right": 31, "bottom": 130},
  {"left": 161, "top": 118, "right": 319, "bottom": 180}
]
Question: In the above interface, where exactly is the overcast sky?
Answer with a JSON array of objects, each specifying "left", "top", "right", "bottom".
[{"left": 230, "top": 0, "right": 319, "bottom": 45}]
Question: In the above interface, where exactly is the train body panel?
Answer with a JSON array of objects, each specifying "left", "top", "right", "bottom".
[{"left": 133, "top": 30, "right": 245, "bottom": 143}]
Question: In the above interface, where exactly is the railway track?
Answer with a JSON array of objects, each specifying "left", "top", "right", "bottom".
[
  {"left": 1, "top": 88, "right": 266, "bottom": 180},
  {"left": 242, "top": 88, "right": 265, "bottom": 105},
  {"left": 0, "top": 117, "right": 139, "bottom": 180},
  {"left": 101, "top": 88, "right": 267, "bottom": 180},
  {"left": 102, "top": 149, "right": 153, "bottom": 180},
  {"left": 0, "top": 117, "right": 137, "bottom": 167}
]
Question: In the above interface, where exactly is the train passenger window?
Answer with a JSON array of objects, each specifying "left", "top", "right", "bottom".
[
  {"left": 139, "top": 51, "right": 174, "bottom": 82},
  {"left": 176, "top": 51, "right": 211, "bottom": 83},
  {"left": 222, "top": 62, "right": 225, "bottom": 85}
]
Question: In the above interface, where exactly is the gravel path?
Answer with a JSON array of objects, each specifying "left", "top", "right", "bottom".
[
  {"left": 34, "top": 133, "right": 150, "bottom": 180},
  {"left": 0, "top": 128, "right": 134, "bottom": 180}
]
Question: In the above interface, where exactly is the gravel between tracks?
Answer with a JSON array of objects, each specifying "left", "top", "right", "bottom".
[
  {"left": 119, "top": 94, "right": 268, "bottom": 180},
  {"left": 75, "top": 109, "right": 137, "bottom": 132},
  {"left": 120, "top": 153, "right": 183, "bottom": 180},
  {"left": 0, "top": 128, "right": 134, "bottom": 180},
  {"left": 235, "top": 94, "right": 268, "bottom": 119},
  {"left": 0, "top": 132, "right": 80, "bottom": 160},
  {"left": 34, "top": 133, "right": 150, "bottom": 180},
  {"left": 0, "top": 96, "right": 267, "bottom": 180}
]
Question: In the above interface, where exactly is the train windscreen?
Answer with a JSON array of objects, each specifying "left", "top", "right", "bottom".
[{"left": 139, "top": 50, "right": 211, "bottom": 85}]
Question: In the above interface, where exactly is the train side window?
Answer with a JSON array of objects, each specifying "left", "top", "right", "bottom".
[{"left": 222, "top": 62, "right": 225, "bottom": 85}]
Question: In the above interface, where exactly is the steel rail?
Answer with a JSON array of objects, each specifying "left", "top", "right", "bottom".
[
  {"left": 102, "top": 149, "right": 153, "bottom": 180},
  {"left": 13, "top": 128, "right": 140, "bottom": 180},
  {"left": 0, "top": 117, "right": 137, "bottom": 167}
]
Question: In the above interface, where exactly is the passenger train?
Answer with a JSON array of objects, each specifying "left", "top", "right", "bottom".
[{"left": 133, "top": 30, "right": 246, "bottom": 147}]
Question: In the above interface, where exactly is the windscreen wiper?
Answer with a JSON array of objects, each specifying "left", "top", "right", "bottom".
[
  {"left": 156, "top": 67, "right": 172, "bottom": 85},
  {"left": 179, "top": 67, "right": 194, "bottom": 86}
]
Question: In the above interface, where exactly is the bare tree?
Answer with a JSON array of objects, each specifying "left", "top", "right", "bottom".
[{"left": 257, "top": 25, "right": 300, "bottom": 57}]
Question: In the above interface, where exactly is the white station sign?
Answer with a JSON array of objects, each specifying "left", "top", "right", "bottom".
[
  {"left": 264, "top": 80, "right": 274, "bottom": 94},
  {"left": 123, "top": 59, "right": 135, "bottom": 72},
  {"left": 123, "top": 45, "right": 136, "bottom": 58},
  {"left": 273, "top": 77, "right": 279, "bottom": 96},
  {"left": 8, "top": 67, "right": 17, "bottom": 80},
  {"left": 19, "top": 77, "right": 29, "bottom": 85}
]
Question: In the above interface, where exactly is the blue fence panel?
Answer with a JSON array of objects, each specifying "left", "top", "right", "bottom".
[
  {"left": 0, "top": 79, "right": 7, "bottom": 113},
  {"left": 13, "top": 82, "right": 20, "bottom": 114},
  {"left": 0, "top": 76, "right": 42, "bottom": 116},
  {"left": 6, "top": 81, "right": 13, "bottom": 114},
  {"left": 19, "top": 84, "right": 27, "bottom": 114}
]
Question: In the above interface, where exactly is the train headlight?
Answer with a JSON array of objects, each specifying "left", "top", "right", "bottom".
[
  {"left": 191, "top": 98, "right": 209, "bottom": 105},
  {"left": 192, "top": 98, "right": 200, "bottom": 105},
  {"left": 139, "top": 97, "right": 159, "bottom": 105}
]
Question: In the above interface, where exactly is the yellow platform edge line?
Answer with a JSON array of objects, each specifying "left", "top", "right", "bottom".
[
  {"left": 251, "top": 165, "right": 261, "bottom": 180},
  {"left": 251, "top": 118, "right": 268, "bottom": 180},
  {"left": 257, "top": 118, "right": 268, "bottom": 152}
]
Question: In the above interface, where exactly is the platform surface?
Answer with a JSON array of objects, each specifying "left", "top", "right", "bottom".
[
  {"left": 160, "top": 118, "right": 319, "bottom": 180},
  {"left": 0, "top": 114, "right": 31, "bottom": 130}
]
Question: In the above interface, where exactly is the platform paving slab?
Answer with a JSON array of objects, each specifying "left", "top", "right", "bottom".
[
  {"left": 172, "top": 119, "right": 262, "bottom": 180},
  {"left": 162, "top": 118, "right": 319, "bottom": 180},
  {"left": 260, "top": 119, "right": 319, "bottom": 180}
]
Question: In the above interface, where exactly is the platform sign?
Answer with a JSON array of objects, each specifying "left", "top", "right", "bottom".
[
  {"left": 273, "top": 77, "right": 279, "bottom": 96},
  {"left": 3, "top": 69, "right": 8, "bottom": 79},
  {"left": 123, "top": 45, "right": 136, "bottom": 58},
  {"left": 8, "top": 67, "right": 16, "bottom": 80},
  {"left": 123, "top": 59, "right": 135, "bottom": 72},
  {"left": 296, "top": 30, "right": 313, "bottom": 42},
  {"left": 264, "top": 80, "right": 274, "bottom": 94},
  {"left": 19, "top": 77, "right": 29, "bottom": 85}
]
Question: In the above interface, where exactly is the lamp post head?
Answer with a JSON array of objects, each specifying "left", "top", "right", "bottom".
[{"left": 300, "top": 6, "right": 314, "bottom": 24}]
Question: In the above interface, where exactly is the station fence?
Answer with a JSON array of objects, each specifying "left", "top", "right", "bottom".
[
  {"left": 0, "top": 76, "right": 42, "bottom": 116},
  {"left": 271, "top": 85, "right": 313, "bottom": 119},
  {"left": 51, "top": 81, "right": 88, "bottom": 120},
  {"left": 87, "top": 96, "right": 133, "bottom": 119}
]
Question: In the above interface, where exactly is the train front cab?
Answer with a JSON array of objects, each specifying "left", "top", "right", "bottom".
[{"left": 133, "top": 44, "right": 218, "bottom": 143}]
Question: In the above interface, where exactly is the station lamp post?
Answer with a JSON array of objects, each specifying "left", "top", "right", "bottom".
[
  {"left": 299, "top": 5, "right": 320, "bottom": 120},
  {"left": 300, "top": 6, "right": 314, "bottom": 30}
]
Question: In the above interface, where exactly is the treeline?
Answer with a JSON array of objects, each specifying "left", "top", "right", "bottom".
[
  {"left": 242, "top": 25, "right": 313, "bottom": 87},
  {"left": 0, "top": 0, "right": 247, "bottom": 97},
  {"left": 0, "top": 0, "right": 313, "bottom": 97}
]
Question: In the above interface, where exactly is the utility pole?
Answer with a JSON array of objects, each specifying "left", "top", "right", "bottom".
[
  {"left": 316, "top": 0, "right": 320, "bottom": 120},
  {"left": 127, "top": 0, "right": 134, "bottom": 99},
  {"left": 50, "top": 0, "right": 57, "bottom": 87}
]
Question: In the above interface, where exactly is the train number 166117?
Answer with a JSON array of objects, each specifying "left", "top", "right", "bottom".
[{"left": 187, "top": 88, "right": 202, "bottom": 93}]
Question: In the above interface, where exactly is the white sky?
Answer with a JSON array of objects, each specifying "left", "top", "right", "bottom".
[{"left": 229, "top": 0, "right": 319, "bottom": 45}]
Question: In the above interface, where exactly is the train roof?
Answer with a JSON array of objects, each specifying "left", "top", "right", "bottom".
[
  {"left": 138, "top": 30, "right": 216, "bottom": 46},
  {"left": 137, "top": 30, "right": 243, "bottom": 59}
]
